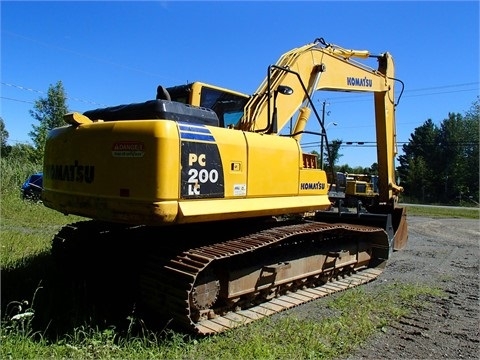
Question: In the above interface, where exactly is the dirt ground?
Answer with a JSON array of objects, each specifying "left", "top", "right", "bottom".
[
  {"left": 284, "top": 216, "right": 479, "bottom": 360},
  {"left": 345, "top": 216, "right": 480, "bottom": 359}
]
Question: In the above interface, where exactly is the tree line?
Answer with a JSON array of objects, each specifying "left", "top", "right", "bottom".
[
  {"left": 1, "top": 81, "right": 478, "bottom": 205},
  {"left": 320, "top": 97, "right": 479, "bottom": 205},
  {"left": 397, "top": 99, "right": 479, "bottom": 205}
]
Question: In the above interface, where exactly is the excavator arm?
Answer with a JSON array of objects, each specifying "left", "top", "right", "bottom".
[{"left": 238, "top": 38, "right": 402, "bottom": 205}]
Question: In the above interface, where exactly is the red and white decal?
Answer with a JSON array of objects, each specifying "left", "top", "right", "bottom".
[{"left": 112, "top": 141, "right": 145, "bottom": 157}]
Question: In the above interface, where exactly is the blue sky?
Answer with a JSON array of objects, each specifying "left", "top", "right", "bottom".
[{"left": 1, "top": 0, "right": 479, "bottom": 168}]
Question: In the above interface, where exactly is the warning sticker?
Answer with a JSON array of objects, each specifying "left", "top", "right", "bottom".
[{"left": 112, "top": 141, "right": 145, "bottom": 157}]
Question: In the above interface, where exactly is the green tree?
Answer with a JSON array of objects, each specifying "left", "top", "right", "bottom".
[
  {"left": 323, "top": 139, "right": 343, "bottom": 170},
  {"left": 349, "top": 166, "right": 371, "bottom": 174},
  {"left": 437, "top": 113, "right": 467, "bottom": 201},
  {"left": 0, "top": 117, "right": 12, "bottom": 157},
  {"left": 465, "top": 96, "right": 480, "bottom": 119},
  {"left": 461, "top": 97, "right": 480, "bottom": 202},
  {"left": 404, "top": 156, "right": 432, "bottom": 202},
  {"left": 397, "top": 119, "right": 439, "bottom": 199},
  {"left": 29, "top": 81, "right": 69, "bottom": 163},
  {"left": 397, "top": 98, "right": 479, "bottom": 204},
  {"left": 8, "top": 143, "right": 37, "bottom": 164},
  {"left": 369, "top": 162, "right": 379, "bottom": 174}
]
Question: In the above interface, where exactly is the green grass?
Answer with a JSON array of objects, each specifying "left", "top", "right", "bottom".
[
  {"left": 1, "top": 278, "right": 445, "bottom": 360},
  {"left": 405, "top": 204, "right": 479, "bottom": 219},
  {"left": 1, "top": 190, "right": 84, "bottom": 269},
  {"left": 1, "top": 164, "right": 466, "bottom": 359}
]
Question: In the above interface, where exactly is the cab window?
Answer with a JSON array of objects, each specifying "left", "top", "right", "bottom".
[{"left": 200, "top": 87, "right": 248, "bottom": 128}]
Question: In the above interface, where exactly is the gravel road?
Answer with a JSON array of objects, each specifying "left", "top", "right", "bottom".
[
  {"left": 279, "top": 216, "right": 479, "bottom": 359},
  {"left": 344, "top": 216, "right": 479, "bottom": 359},
  {"left": 348, "top": 216, "right": 480, "bottom": 360}
]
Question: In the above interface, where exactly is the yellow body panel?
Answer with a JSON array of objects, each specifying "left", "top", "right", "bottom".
[
  {"left": 178, "top": 195, "right": 330, "bottom": 223},
  {"left": 44, "top": 120, "right": 180, "bottom": 201},
  {"left": 243, "top": 132, "right": 299, "bottom": 197},
  {"left": 206, "top": 126, "right": 247, "bottom": 198},
  {"left": 299, "top": 169, "right": 328, "bottom": 195},
  {"left": 43, "top": 119, "right": 331, "bottom": 225}
]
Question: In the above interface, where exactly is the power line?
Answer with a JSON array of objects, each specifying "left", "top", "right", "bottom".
[
  {"left": 3, "top": 31, "right": 177, "bottom": 82},
  {"left": 0, "top": 96, "right": 34, "bottom": 104},
  {"left": 301, "top": 141, "right": 479, "bottom": 149},
  {"left": 1, "top": 82, "right": 108, "bottom": 107},
  {"left": 2, "top": 80, "right": 479, "bottom": 111},
  {"left": 3, "top": 30, "right": 478, "bottom": 107},
  {"left": 317, "top": 82, "right": 479, "bottom": 104},
  {"left": 406, "top": 83, "right": 479, "bottom": 92}
]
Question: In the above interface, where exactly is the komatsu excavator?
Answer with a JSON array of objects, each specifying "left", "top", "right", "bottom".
[
  {"left": 329, "top": 172, "right": 379, "bottom": 208},
  {"left": 43, "top": 38, "right": 408, "bottom": 335}
]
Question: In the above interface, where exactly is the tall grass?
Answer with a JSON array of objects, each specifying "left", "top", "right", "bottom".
[
  {"left": 1, "top": 158, "right": 84, "bottom": 268},
  {"left": 0, "top": 157, "right": 41, "bottom": 195}
]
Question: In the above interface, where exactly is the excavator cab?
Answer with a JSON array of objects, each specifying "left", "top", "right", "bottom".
[{"left": 165, "top": 82, "right": 249, "bottom": 128}]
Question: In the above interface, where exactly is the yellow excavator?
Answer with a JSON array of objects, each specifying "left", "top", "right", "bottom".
[
  {"left": 329, "top": 172, "right": 380, "bottom": 208},
  {"left": 43, "top": 38, "right": 408, "bottom": 335}
]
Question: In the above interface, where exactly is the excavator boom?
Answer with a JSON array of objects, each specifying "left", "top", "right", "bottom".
[{"left": 239, "top": 38, "right": 401, "bottom": 204}]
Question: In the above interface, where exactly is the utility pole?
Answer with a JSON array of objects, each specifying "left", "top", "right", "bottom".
[
  {"left": 320, "top": 100, "right": 327, "bottom": 169},
  {"left": 319, "top": 101, "right": 337, "bottom": 169}
]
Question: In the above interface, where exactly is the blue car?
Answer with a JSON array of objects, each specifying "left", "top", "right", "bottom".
[{"left": 21, "top": 172, "right": 43, "bottom": 201}]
